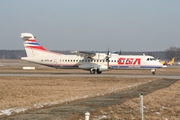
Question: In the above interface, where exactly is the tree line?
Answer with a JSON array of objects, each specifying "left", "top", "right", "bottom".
[
  {"left": 0, "top": 47, "right": 179, "bottom": 61},
  {"left": 165, "top": 46, "right": 180, "bottom": 61}
]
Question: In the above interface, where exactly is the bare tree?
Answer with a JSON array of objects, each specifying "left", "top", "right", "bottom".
[{"left": 165, "top": 46, "right": 180, "bottom": 61}]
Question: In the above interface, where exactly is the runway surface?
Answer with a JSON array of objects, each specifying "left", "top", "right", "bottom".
[{"left": 0, "top": 72, "right": 180, "bottom": 79}]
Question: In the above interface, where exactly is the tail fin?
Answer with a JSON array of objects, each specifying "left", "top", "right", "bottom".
[
  {"left": 20, "top": 33, "right": 48, "bottom": 57},
  {"left": 171, "top": 57, "right": 175, "bottom": 62},
  {"left": 168, "top": 57, "right": 175, "bottom": 65}
]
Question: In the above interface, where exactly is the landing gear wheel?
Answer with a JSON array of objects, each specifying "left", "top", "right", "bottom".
[
  {"left": 152, "top": 72, "right": 155, "bottom": 75},
  {"left": 151, "top": 69, "right": 156, "bottom": 75},
  {"left": 97, "top": 69, "right": 102, "bottom": 74},
  {"left": 90, "top": 69, "right": 95, "bottom": 74},
  {"left": 97, "top": 71, "right": 102, "bottom": 74}
]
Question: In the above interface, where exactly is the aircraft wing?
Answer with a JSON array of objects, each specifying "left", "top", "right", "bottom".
[
  {"left": 72, "top": 51, "right": 107, "bottom": 60},
  {"left": 72, "top": 51, "right": 96, "bottom": 58}
]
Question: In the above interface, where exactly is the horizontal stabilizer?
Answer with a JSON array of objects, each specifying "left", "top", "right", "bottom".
[{"left": 20, "top": 33, "right": 35, "bottom": 40}]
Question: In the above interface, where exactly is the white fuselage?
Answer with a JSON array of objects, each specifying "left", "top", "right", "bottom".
[{"left": 21, "top": 52, "right": 163, "bottom": 70}]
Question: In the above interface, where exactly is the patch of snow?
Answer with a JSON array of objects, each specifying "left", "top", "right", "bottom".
[
  {"left": 69, "top": 97, "right": 79, "bottom": 101},
  {"left": 33, "top": 104, "right": 43, "bottom": 108},
  {"left": 49, "top": 101, "right": 58, "bottom": 105},
  {"left": 1, "top": 108, "right": 14, "bottom": 115},
  {"left": 155, "top": 112, "right": 160, "bottom": 115},
  {"left": 162, "top": 106, "right": 167, "bottom": 109},
  {"left": 83, "top": 95, "right": 89, "bottom": 98},
  {"left": 0, "top": 107, "right": 27, "bottom": 116},
  {"left": 0, "top": 95, "right": 92, "bottom": 116},
  {"left": 94, "top": 115, "right": 107, "bottom": 120},
  {"left": 13, "top": 108, "right": 27, "bottom": 113}
]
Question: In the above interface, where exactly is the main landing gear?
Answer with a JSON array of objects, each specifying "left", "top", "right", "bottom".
[
  {"left": 151, "top": 69, "right": 156, "bottom": 75},
  {"left": 90, "top": 69, "right": 102, "bottom": 74}
]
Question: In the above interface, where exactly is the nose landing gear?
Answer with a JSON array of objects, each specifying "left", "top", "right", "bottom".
[{"left": 151, "top": 69, "right": 156, "bottom": 75}]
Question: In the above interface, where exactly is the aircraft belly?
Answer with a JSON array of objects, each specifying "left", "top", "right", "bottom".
[{"left": 78, "top": 64, "right": 94, "bottom": 69}]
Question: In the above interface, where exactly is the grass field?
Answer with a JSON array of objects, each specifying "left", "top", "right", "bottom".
[
  {"left": 84, "top": 80, "right": 180, "bottom": 120},
  {"left": 0, "top": 60, "right": 180, "bottom": 119},
  {"left": 0, "top": 76, "right": 159, "bottom": 117}
]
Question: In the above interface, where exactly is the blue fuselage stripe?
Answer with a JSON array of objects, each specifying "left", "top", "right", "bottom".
[{"left": 41, "top": 64, "right": 161, "bottom": 69}]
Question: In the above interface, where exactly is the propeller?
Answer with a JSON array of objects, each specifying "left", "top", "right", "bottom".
[
  {"left": 105, "top": 48, "right": 121, "bottom": 69},
  {"left": 106, "top": 48, "right": 110, "bottom": 69}
]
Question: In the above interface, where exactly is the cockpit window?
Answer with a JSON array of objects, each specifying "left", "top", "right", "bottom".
[{"left": 147, "top": 58, "right": 156, "bottom": 61}]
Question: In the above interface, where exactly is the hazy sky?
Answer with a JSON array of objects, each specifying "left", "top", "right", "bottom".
[{"left": 0, "top": 0, "right": 180, "bottom": 51}]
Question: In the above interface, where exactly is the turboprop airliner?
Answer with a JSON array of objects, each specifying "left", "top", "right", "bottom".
[{"left": 20, "top": 33, "right": 163, "bottom": 75}]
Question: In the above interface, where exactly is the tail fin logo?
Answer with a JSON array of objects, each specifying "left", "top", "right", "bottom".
[
  {"left": 24, "top": 40, "right": 47, "bottom": 51},
  {"left": 21, "top": 33, "right": 63, "bottom": 57},
  {"left": 21, "top": 33, "right": 47, "bottom": 51}
]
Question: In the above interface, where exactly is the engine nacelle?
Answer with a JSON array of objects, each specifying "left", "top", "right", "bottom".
[
  {"left": 78, "top": 64, "right": 109, "bottom": 71},
  {"left": 78, "top": 64, "right": 94, "bottom": 69},
  {"left": 91, "top": 53, "right": 107, "bottom": 60},
  {"left": 98, "top": 65, "right": 109, "bottom": 71}
]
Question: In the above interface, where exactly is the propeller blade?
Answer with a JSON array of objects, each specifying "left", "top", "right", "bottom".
[
  {"left": 119, "top": 49, "right": 122, "bottom": 55},
  {"left": 107, "top": 48, "right": 109, "bottom": 55},
  {"left": 106, "top": 48, "right": 110, "bottom": 69}
]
